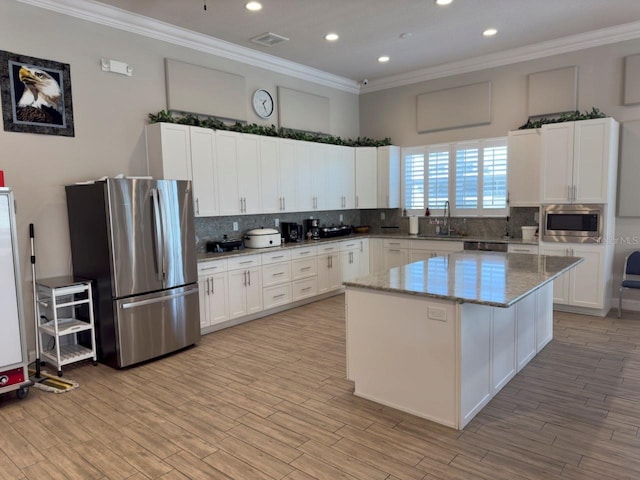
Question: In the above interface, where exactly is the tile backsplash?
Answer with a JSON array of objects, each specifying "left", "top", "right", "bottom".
[{"left": 195, "top": 207, "right": 540, "bottom": 252}]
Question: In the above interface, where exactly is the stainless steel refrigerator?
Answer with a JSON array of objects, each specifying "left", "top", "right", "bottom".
[{"left": 65, "top": 178, "right": 200, "bottom": 368}]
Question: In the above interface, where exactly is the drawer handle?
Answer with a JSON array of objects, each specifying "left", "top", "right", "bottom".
[
  {"left": 271, "top": 255, "right": 284, "bottom": 260},
  {"left": 273, "top": 272, "right": 285, "bottom": 276},
  {"left": 301, "top": 287, "right": 312, "bottom": 292},
  {"left": 239, "top": 260, "right": 253, "bottom": 265},
  {"left": 301, "top": 266, "right": 311, "bottom": 271},
  {"left": 388, "top": 249, "right": 401, "bottom": 252},
  {"left": 273, "top": 293, "right": 286, "bottom": 299}
]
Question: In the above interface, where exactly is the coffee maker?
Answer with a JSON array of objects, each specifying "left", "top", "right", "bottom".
[
  {"left": 280, "top": 222, "right": 303, "bottom": 243},
  {"left": 303, "top": 218, "right": 320, "bottom": 240}
]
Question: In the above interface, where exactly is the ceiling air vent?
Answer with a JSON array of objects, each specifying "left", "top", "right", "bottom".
[{"left": 251, "top": 32, "right": 289, "bottom": 47}]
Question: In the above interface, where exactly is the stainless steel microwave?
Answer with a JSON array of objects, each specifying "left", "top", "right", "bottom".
[{"left": 542, "top": 204, "right": 604, "bottom": 243}]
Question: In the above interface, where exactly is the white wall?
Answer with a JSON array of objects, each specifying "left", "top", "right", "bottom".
[
  {"left": 0, "top": 1, "right": 359, "bottom": 343},
  {"left": 360, "top": 39, "right": 640, "bottom": 312}
]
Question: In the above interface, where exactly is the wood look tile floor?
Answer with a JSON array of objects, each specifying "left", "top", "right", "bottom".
[{"left": 2, "top": 295, "right": 640, "bottom": 480}]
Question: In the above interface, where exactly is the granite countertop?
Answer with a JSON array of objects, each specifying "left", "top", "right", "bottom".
[
  {"left": 197, "top": 233, "right": 538, "bottom": 262},
  {"left": 343, "top": 251, "right": 583, "bottom": 308}
]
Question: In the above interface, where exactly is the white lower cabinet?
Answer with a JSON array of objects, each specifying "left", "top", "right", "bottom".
[
  {"left": 340, "top": 239, "right": 361, "bottom": 283},
  {"left": 507, "top": 244, "right": 539, "bottom": 254},
  {"left": 358, "top": 239, "right": 370, "bottom": 277},
  {"left": 317, "top": 245, "right": 342, "bottom": 294},
  {"left": 197, "top": 259, "right": 229, "bottom": 329},
  {"left": 292, "top": 277, "right": 318, "bottom": 301},
  {"left": 409, "top": 240, "right": 463, "bottom": 261},
  {"left": 540, "top": 243, "right": 605, "bottom": 309},
  {"left": 227, "top": 255, "right": 263, "bottom": 320},
  {"left": 383, "top": 239, "right": 409, "bottom": 269}
]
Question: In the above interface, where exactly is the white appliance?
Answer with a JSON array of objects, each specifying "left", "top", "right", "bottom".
[
  {"left": 244, "top": 228, "right": 281, "bottom": 248},
  {"left": 0, "top": 188, "right": 31, "bottom": 399}
]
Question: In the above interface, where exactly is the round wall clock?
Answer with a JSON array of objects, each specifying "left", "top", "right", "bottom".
[{"left": 252, "top": 88, "right": 274, "bottom": 119}]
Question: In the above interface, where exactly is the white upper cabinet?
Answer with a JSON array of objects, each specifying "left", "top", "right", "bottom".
[
  {"left": 507, "top": 129, "right": 540, "bottom": 206},
  {"left": 377, "top": 146, "right": 400, "bottom": 208},
  {"left": 216, "top": 131, "right": 262, "bottom": 215},
  {"left": 309, "top": 142, "right": 328, "bottom": 210},
  {"left": 259, "top": 136, "right": 280, "bottom": 213},
  {"left": 326, "top": 145, "right": 355, "bottom": 210},
  {"left": 278, "top": 140, "right": 298, "bottom": 212},
  {"left": 355, "top": 147, "right": 377, "bottom": 208},
  {"left": 541, "top": 118, "right": 618, "bottom": 204},
  {"left": 146, "top": 123, "right": 218, "bottom": 217},
  {"left": 296, "top": 140, "right": 314, "bottom": 211}
]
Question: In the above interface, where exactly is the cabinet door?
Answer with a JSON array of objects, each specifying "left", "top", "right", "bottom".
[
  {"left": 409, "top": 249, "right": 432, "bottom": 262},
  {"left": 569, "top": 245, "right": 604, "bottom": 309},
  {"left": 296, "top": 141, "right": 314, "bottom": 211},
  {"left": 573, "top": 119, "right": 611, "bottom": 203},
  {"left": 210, "top": 273, "right": 229, "bottom": 326},
  {"left": 355, "top": 147, "right": 377, "bottom": 208},
  {"left": 198, "top": 276, "right": 210, "bottom": 329},
  {"left": 278, "top": 140, "right": 298, "bottom": 212},
  {"left": 325, "top": 144, "right": 343, "bottom": 211},
  {"left": 342, "top": 146, "right": 356, "bottom": 209},
  {"left": 310, "top": 143, "right": 328, "bottom": 210},
  {"left": 383, "top": 247, "right": 409, "bottom": 270},
  {"left": 237, "top": 134, "right": 262, "bottom": 214},
  {"left": 507, "top": 129, "right": 541, "bottom": 206},
  {"left": 260, "top": 136, "right": 280, "bottom": 213},
  {"left": 227, "top": 269, "right": 248, "bottom": 319},
  {"left": 245, "top": 267, "right": 263, "bottom": 315},
  {"left": 146, "top": 123, "right": 192, "bottom": 181},
  {"left": 369, "top": 238, "right": 383, "bottom": 274},
  {"left": 358, "top": 239, "right": 370, "bottom": 277},
  {"left": 340, "top": 250, "right": 360, "bottom": 283},
  {"left": 540, "top": 245, "right": 570, "bottom": 304},
  {"left": 541, "top": 123, "right": 574, "bottom": 203},
  {"left": 317, "top": 254, "right": 341, "bottom": 294},
  {"left": 216, "top": 131, "right": 241, "bottom": 215},
  {"left": 190, "top": 127, "right": 218, "bottom": 217},
  {"left": 377, "top": 146, "right": 400, "bottom": 208}
]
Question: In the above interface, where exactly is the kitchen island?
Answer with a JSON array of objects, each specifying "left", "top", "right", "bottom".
[{"left": 343, "top": 251, "right": 583, "bottom": 430}]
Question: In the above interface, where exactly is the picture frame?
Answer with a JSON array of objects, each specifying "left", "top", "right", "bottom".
[{"left": 0, "top": 50, "right": 74, "bottom": 137}]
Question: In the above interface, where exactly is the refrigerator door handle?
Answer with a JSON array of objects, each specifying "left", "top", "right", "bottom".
[
  {"left": 151, "top": 188, "right": 166, "bottom": 282},
  {"left": 120, "top": 288, "right": 199, "bottom": 309}
]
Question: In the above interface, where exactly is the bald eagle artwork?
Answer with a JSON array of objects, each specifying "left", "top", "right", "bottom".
[
  {"left": 0, "top": 50, "right": 74, "bottom": 136},
  {"left": 15, "top": 65, "right": 63, "bottom": 125}
]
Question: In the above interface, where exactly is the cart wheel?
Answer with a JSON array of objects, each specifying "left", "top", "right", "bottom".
[
  {"left": 16, "top": 387, "right": 29, "bottom": 400},
  {"left": 92, "top": 360, "right": 98, "bottom": 366},
  {"left": 57, "top": 370, "right": 63, "bottom": 377}
]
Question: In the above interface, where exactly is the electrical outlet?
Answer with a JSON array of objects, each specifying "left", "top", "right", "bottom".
[
  {"left": 381, "top": 212, "right": 386, "bottom": 220},
  {"left": 428, "top": 306, "right": 447, "bottom": 322},
  {"left": 339, "top": 214, "right": 343, "bottom": 222},
  {"left": 274, "top": 218, "right": 279, "bottom": 227},
  {"left": 233, "top": 221, "right": 238, "bottom": 231}
]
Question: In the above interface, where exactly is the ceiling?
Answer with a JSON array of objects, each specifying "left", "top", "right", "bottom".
[{"left": 39, "top": 0, "right": 640, "bottom": 89}]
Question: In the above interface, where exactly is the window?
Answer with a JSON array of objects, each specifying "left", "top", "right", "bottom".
[{"left": 402, "top": 137, "right": 507, "bottom": 217}]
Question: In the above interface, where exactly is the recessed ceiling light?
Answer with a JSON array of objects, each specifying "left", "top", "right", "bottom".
[
  {"left": 435, "top": 0, "right": 453, "bottom": 5},
  {"left": 325, "top": 33, "right": 339, "bottom": 41},
  {"left": 378, "top": 55, "right": 390, "bottom": 63},
  {"left": 483, "top": 28, "right": 498, "bottom": 37},
  {"left": 245, "top": 1, "right": 262, "bottom": 11}
]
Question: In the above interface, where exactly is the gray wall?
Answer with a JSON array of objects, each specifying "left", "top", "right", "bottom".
[
  {"left": 360, "top": 39, "right": 640, "bottom": 309},
  {"left": 0, "top": 1, "right": 359, "bottom": 345}
]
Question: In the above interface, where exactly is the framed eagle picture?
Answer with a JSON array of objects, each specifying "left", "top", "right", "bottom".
[{"left": 0, "top": 50, "right": 74, "bottom": 137}]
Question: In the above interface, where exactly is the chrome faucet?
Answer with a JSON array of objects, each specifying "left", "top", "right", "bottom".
[{"left": 442, "top": 200, "right": 451, "bottom": 236}]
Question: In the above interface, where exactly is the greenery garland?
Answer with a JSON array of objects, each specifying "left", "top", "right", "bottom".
[
  {"left": 518, "top": 108, "right": 606, "bottom": 129},
  {"left": 148, "top": 110, "right": 391, "bottom": 147}
]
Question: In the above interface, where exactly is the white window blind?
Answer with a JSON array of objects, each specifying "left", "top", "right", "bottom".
[
  {"left": 455, "top": 145, "right": 479, "bottom": 211},
  {"left": 404, "top": 150, "right": 425, "bottom": 210},
  {"left": 483, "top": 143, "right": 508, "bottom": 210},
  {"left": 427, "top": 148, "right": 449, "bottom": 209}
]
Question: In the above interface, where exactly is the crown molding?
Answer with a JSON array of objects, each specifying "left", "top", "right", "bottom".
[
  {"left": 16, "top": 0, "right": 640, "bottom": 95},
  {"left": 16, "top": 0, "right": 361, "bottom": 94},
  {"left": 363, "top": 20, "right": 640, "bottom": 93}
]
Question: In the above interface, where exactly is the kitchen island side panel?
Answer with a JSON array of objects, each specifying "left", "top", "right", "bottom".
[{"left": 346, "top": 288, "right": 458, "bottom": 428}]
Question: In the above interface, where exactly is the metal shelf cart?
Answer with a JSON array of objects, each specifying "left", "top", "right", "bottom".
[{"left": 36, "top": 276, "right": 97, "bottom": 376}]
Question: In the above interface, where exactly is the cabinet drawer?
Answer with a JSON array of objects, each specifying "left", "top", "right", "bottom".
[
  {"left": 508, "top": 245, "right": 539, "bottom": 254},
  {"left": 261, "top": 250, "right": 291, "bottom": 265},
  {"left": 292, "top": 277, "right": 318, "bottom": 301},
  {"left": 340, "top": 240, "right": 359, "bottom": 251},
  {"left": 198, "top": 259, "right": 228, "bottom": 275},
  {"left": 292, "top": 257, "right": 317, "bottom": 280},
  {"left": 262, "top": 262, "right": 291, "bottom": 287},
  {"left": 383, "top": 239, "right": 409, "bottom": 249},
  {"left": 263, "top": 284, "right": 292, "bottom": 309},
  {"left": 227, "top": 254, "right": 261, "bottom": 270},
  {"left": 317, "top": 243, "right": 339, "bottom": 254},
  {"left": 291, "top": 246, "right": 317, "bottom": 258}
]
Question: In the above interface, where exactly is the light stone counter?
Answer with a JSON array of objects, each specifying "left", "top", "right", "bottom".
[{"left": 343, "top": 251, "right": 582, "bottom": 307}]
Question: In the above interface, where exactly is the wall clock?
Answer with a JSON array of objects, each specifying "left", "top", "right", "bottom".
[{"left": 252, "top": 88, "right": 274, "bottom": 119}]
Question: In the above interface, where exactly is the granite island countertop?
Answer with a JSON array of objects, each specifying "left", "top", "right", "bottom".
[{"left": 343, "top": 251, "right": 583, "bottom": 308}]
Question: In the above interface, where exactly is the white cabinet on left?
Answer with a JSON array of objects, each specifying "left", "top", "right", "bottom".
[
  {"left": 227, "top": 254, "right": 263, "bottom": 319},
  {"left": 198, "top": 259, "right": 229, "bottom": 329},
  {"left": 146, "top": 123, "right": 219, "bottom": 217}
]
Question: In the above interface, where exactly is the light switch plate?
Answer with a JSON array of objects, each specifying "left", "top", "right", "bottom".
[
  {"left": 275, "top": 218, "right": 279, "bottom": 227},
  {"left": 233, "top": 222, "right": 238, "bottom": 231},
  {"left": 428, "top": 306, "right": 447, "bottom": 321}
]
